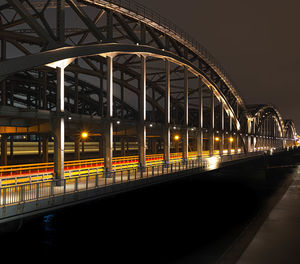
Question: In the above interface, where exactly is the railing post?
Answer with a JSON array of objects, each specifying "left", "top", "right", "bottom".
[
  {"left": 95, "top": 173, "right": 98, "bottom": 187},
  {"left": 51, "top": 181, "right": 54, "bottom": 196},
  {"left": 3, "top": 188, "right": 6, "bottom": 205},
  {"left": 75, "top": 177, "right": 78, "bottom": 191},
  {"left": 20, "top": 185, "right": 24, "bottom": 202},
  {"left": 64, "top": 179, "right": 66, "bottom": 194},
  {"left": 36, "top": 183, "right": 39, "bottom": 200}
]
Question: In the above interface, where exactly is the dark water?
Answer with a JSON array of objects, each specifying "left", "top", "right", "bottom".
[{"left": 0, "top": 157, "right": 297, "bottom": 263}]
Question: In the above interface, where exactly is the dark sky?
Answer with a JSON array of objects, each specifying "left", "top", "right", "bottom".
[{"left": 141, "top": 0, "right": 300, "bottom": 131}]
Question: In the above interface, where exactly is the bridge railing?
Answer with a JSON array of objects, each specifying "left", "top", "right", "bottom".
[{"left": 0, "top": 152, "right": 263, "bottom": 207}]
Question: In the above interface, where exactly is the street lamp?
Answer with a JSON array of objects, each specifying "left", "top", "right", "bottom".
[
  {"left": 81, "top": 131, "right": 88, "bottom": 139},
  {"left": 174, "top": 134, "right": 180, "bottom": 141}
]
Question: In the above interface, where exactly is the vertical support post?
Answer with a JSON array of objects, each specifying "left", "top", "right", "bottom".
[
  {"left": 273, "top": 118, "right": 276, "bottom": 148},
  {"left": 1, "top": 39, "right": 7, "bottom": 105},
  {"left": 74, "top": 69, "right": 79, "bottom": 114},
  {"left": 99, "top": 61, "right": 103, "bottom": 116},
  {"left": 120, "top": 72, "right": 124, "bottom": 119},
  {"left": 253, "top": 118, "right": 257, "bottom": 151},
  {"left": 74, "top": 136, "right": 80, "bottom": 160},
  {"left": 10, "top": 135, "right": 14, "bottom": 158},
  {"left": 121, "top": 137, "right": 125, "bottom": 156},
  {"left": 197, "top": 79, "right": 203, "bottom": 158},
  {"left": 54, "top": 67, "right": 65, "bottom": 182},
  {"left": 99, "top": 136, "right": 104, "bottom": 158},
  {"left": 104, "top": 122, "right": 113, "bottom": 173},
  {"left": 138, "top": 55, "right": 147, "bottom": 170},
  {"left": 42, "top": 135, "right": 49, "bottom": 163},
  {"left": 104, "top": 56, "right": 114, "bottom": 173},
  {"left": 182, "top": 67, "right": 189, "bottom": 162},
  {"left": 268, "top": 118, "right": 270, "bottom": 148},
  {"left": 220, "top": 103, "right": 224, "bottom": 155},
  {"left": 262, "top": 119, "right": 264, "bottom": 149},
  {"left": 164, "top": 60, "right": 170, "bottom": 165},
  {"left": 42, "top": 71, "right": 47, "bottom": 109},
  {"left": 1, "top": 134, "right": 7, "bottom": 166},
  {"left": 235, "top": 104, "right": 239, "bottom": 153},
  {"left": 209, "top": 89, "right": 214, "bottom": 156},
  {"left": 229, "top": 115, "right": 232, "bottom": 154},
  {"left": 247, "top": 118, "right": 252, "bottom": 152}
]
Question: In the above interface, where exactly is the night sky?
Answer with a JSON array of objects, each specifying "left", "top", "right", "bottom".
[{"left": 141, "top": 0, "right": 300, "bottom": 131}]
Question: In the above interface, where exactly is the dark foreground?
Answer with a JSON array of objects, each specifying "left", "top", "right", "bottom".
[{"left": 0, "top": 153, "right": 298, "bottom": 263}]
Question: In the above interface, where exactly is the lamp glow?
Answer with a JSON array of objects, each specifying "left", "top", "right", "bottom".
[
  {"left": 174, "top": 135, "right": 180, "bottom": 141},
  {"left": 81, "top": 132, "right": 88, "bottom": 139}
]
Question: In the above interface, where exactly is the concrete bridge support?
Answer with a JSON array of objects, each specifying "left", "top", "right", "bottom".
[{"left": 53, "top": 66, "right": 65, "bottom": 182}]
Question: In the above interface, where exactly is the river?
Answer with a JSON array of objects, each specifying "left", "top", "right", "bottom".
[{"left": 0, "top": 156, "right": 297, "bottom": 263}]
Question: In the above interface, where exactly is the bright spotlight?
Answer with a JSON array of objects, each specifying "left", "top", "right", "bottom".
[
  {"left": 174, "top": 134, "right": 180, "bottom": 141},
  {"left": 81, "top": 132, "right": 88, "bottom": 139}
]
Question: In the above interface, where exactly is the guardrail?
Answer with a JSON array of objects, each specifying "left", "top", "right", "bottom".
[
  {"left": 0, "top": 152, "right": 263, "bottom": 207},
  {"left": 0, "top": 150, "right": 244, "bottom": 187},
  {"left": 0, "top": 152, "right": 205, "bottom": 185}
]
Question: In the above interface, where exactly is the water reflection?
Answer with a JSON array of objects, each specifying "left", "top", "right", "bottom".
[{"left": 42, "top": 214, "right": 55, "bottom": 247}]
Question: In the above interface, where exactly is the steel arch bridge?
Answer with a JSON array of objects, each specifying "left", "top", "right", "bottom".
[{"left": 0, "top": 0, "right": 297, "bottom": 179}]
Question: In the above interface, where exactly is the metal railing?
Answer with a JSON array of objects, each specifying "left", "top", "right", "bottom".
[{"left": 0, "top": 152, "right": 263, "bottom": 207}]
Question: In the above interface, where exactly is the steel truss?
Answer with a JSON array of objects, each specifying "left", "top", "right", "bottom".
[{"left": 0, "top": 0, "right": 296, "bottom": 178}]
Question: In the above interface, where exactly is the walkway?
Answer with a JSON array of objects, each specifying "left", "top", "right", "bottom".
[{"left": 237, "top": 165, "right": 300, "bottom": 264}]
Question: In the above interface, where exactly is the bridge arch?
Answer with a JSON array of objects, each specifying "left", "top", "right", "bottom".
[{"left": 0, "top": 0, "right": 296, "bottom": 177}]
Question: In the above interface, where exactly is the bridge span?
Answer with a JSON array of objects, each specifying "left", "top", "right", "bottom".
[{"left": 0, "top": 0, "right": 297, "bottom": 226}]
